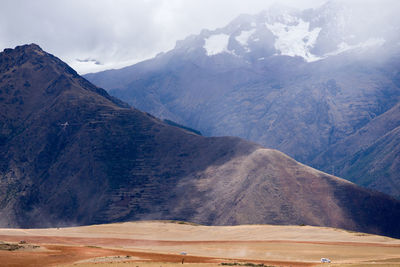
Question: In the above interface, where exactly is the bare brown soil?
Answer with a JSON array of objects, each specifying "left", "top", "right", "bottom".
[{"left": 0, "top": 222, "right": 399, "bottom": 267}]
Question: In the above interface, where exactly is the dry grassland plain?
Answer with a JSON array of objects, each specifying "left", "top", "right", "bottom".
[{"left": 0, "top": 221, "right": 399, "bottom": 267}]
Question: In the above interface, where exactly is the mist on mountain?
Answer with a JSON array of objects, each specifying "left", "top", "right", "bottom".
[{"left": 85, "top": 1, "right": 400, "bottom": 199}]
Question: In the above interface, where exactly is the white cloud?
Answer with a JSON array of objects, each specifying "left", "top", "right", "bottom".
[
  {"left": 1, "top": 0, "right": 397, "bottom": 73},
  {"left": 324, "top": 38, "right": 386, "bottom": 57}
]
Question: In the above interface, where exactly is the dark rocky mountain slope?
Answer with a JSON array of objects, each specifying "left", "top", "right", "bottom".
[
  {"left": 314, "top": 102, "right": 400, "bottom": 198},
  {"left": 1, "top": 44, "right": 400, "bottom": 238},
  {"left": 85, "top": 2, "right": 400, "bottom": 199}
]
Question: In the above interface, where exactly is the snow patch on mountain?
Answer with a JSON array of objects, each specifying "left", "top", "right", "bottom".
[
  {"left": 281, "top": 12, "right": 298, "bottom": 24},
  {"left": 236, "top": 29, "right": 256, "bottom": 52},
  {"left": 324, "top": 38, "right": 386, "bottom": 56},
  {"left": 204, "top": 34, "right": 231, "bottom": 56},
  {"left": 266, "top": 18, "right": 321, "bottom": 62}
]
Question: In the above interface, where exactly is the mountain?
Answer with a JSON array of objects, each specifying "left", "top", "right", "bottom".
[
  {"left": 314, "top": 102, "right": 400, "bottom": 198},
  {"left": 84, "top": 1, "right": 400, "bottom": 199},
  {"left": 1, "top": 44, "right": 400, "bottom": 238}
]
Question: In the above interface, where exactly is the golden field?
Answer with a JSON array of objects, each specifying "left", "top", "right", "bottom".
[{"left": 0, "top": 221, "right": 399, "bottom": 267}]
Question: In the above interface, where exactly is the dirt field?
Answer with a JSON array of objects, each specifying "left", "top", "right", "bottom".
[{"left": 0, "top": 221, "right": 399, "bottom": 267}]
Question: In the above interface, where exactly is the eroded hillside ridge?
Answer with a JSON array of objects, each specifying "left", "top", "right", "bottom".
[
  {"left": 1, "top": 44, "right": 400, "bottom": 238},
  {"left": 84, "top": 2, "right": 400, "bottom": 198}
]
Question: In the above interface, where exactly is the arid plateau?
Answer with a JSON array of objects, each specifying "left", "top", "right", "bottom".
[{"left": 1, "top": 221, "right": 400, "bottom": 267}]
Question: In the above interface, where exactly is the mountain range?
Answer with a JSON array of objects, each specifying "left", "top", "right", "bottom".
[
  {"left": 1, "top": 44, "right": 400, "bottom": 238},
  {"left": 85, "top": 1, "right": 400, "bottom": 199}
]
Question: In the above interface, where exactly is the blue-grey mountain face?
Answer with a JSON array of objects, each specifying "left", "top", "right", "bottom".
[
  {"left": 5, "top": 44, "right": 400, "bottom": 239},
  {"left": 85, "top": 1, "right": 400, "bottom": 198}
]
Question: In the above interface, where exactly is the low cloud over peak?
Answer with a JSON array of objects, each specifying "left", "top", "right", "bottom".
[{"left": 1, "top": 0, "right": 398, "bottom": 74}]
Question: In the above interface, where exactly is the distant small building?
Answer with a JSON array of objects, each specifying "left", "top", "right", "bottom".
[
  {"left": 321, "top": 258, "right": 331, "bottom": 263},
  {"left": 180, "top": 252, "right": 187, "bottom": 255}
]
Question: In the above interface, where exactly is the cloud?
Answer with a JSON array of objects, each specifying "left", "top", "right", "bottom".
[{"left": 1, "top": 0, "right": 397, "bottom": 74}]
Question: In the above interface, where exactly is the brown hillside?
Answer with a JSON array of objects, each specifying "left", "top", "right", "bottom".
[{"left": 0, "top": 44, "right": 399, "bottom": 238}]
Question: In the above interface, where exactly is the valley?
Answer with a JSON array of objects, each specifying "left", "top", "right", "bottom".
[
  {"left": 1, "top": 1, "right": 400, "bottom": 266},
  {"left": 1, "top": 221, "right": 400, "bottom": 267}
]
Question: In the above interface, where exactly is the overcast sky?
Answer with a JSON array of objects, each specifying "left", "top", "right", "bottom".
[{"left": 1, "top": 0, "right": 333, "bottom": 74}]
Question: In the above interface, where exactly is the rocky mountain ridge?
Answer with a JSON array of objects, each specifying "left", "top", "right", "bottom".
[
  {"left": 1, "top": 44, "right": 400, "bottom": 238},
  {"left": 85, "top": 2, "right": 400, "bottom": 198}
]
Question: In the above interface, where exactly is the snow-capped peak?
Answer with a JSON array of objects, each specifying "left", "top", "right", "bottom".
[
  {"left": 266, "top": 17, "right": 321, "bottom": 62},
  {"left": 235, "top": 29, "right": 256, "bottom": 52},
  {"left": 203, "top": 34, "right": 231, "bottom": 56},
  {"left": 184, "top": 1, "right": 395, "bottom": 62}
]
